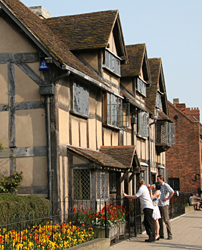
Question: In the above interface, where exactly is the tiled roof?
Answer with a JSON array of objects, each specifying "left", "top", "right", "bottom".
[
  {"left": 100, "top": 145, "right": 136, "bottom": 168},
  {"left": 121, "top": 44, "right": 146, "bottom": 77},
  {"left": 146, "top": 58, "right": 161, "bottom": 114},
  {"left": 0, "top": 0, "right": 109, "bottom": 88},
  {"left": 67, "top": 145, "right": 136, "bottom": 169},
  {"left": 44, "top": 10, "right": 118, "bottom": 51},
  {"left": 147, "top": 58, "right": 171, "bottom": 121}
]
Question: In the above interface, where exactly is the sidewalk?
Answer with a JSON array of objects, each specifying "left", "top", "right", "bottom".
[{"left": 110, "top": 210, "right": 202, "bottom": 250}]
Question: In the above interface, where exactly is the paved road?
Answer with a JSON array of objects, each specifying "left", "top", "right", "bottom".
[{"left": 110, "top": 210, "right": 202, "bottom": 250}]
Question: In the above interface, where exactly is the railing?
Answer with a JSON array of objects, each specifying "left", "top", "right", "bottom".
[{"left": 0, "top": 193, "right": 191, "bottom": 248}]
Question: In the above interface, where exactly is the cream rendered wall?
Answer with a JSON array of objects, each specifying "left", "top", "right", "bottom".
[
  {"left": 0, "top": 15, "right": 50, "bottom": 197},
  {"left": 59, "top": 156, "right": 63, "bottom": 203},
  {"left": 112, "top": 131, "right": 119, "bottom": 146},
  {"left": 58, "top": 109, "right": 69, "bottom": 145},
  {"left": 121, "top": 78, "right": 133, "bottom": 94},
  {"left": 0, "top": 18, "right": 36, "bottom": 53},
  {"left": 108, "top": 32, "right": 118, "bottom": 55},
  {"left": 60, "top": 156, "right": 68, "bottom": 206},
  {"left": 80, "top": 120, "right": 87, "bottom": 148},
  {"left": 57, "top": 83, "right": 70, "bottom": 145},
  {"left": 0, "top": 64, "right": 8, "bottom": 104},
  {"left": 15, "top": 63, "right": 42, "bottom": 103},
  {"left": 16, "top": 109, "right": 46, "bottom": 147},
  {"left": 141, "top": 141, "right": 146, "bottom": 160},
  {"left": 104, "top": 129, "right": 111, "bottom": 146},
  {"left": 88, "top": 119, "right": 96, "bottom": 150},
  {"left": 57, "top": 84, "right": 69, "bottom": 106},
  {"left": 97, "top": 121, "right": 102, "bottom": 149},
  {"left": 71, "top": 117, "right": 79, "bottom": 146},
  {"left": 17, "top": 156, "right": 47, "bottom": 185},
  {"left": 0, "top": 111, "right": 9, "bottom": 147},
  {"left": 78, "top": 51, "right": 99, "bottom": 72}
]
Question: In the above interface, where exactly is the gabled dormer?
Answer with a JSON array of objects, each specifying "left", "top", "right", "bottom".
[
  {"left": 147, "top": 58, "right": 173, "bottom": 153},
  {"left": 121, "top": 44, "right": 151, "bottom": 102},
  {"left": 147, "top": 58, "right": 169, "bottom": 116},
  {"left": 44, "top": 10, "right": 127, "bottom": 94}
]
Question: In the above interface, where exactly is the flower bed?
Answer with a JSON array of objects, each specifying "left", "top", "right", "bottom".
[
  {"left": 0, "top": 222, "right": 94, "bottom": 249},
  {"left": 74, "top": 204, "right": 127, "bottom": 227}
]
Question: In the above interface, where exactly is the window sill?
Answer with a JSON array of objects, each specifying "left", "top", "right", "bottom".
[
  {"left": 103, "top": 123, "right": 122, "bottom": 131},
  {"left": 137, "top": 135, "right": 147, "bottom": 141},
  {"left": 70, "top": 110, "right": 89, "bottom": 119},
  {"left": 102, "top": 65, "right": 121, "bottom": 77}
]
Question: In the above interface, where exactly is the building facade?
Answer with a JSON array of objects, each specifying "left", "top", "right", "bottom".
[
  {"left": 166, "top": 99, "right": 202, "bottom": 194},
  {"left": 0, "top": 0, "right": 172, "bottom": 212}
]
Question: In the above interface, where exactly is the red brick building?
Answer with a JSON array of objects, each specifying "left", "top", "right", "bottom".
[{"left": 166, "top": 98, "right": 202, "bottom": 194}]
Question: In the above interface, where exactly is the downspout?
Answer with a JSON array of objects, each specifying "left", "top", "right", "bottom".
[
  {"left": 148, "top": 117, "right": 157, "bottom": 184},
  {"left": 45, "top": 95, "right": 52, "bottom": 214},
  {"left": 40, "top": 70, "right": 70, "bottom": 215}
]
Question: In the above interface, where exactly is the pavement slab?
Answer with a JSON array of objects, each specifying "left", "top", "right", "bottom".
[{"left": 110, "top": 210, "right": 202, "bottom": 250}]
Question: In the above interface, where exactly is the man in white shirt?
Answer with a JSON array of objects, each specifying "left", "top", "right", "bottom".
[
  {"left": 123, "top": 179, "right": 155, "bottom": 242},
  {"left": 157, "top": 175, "right": 174, "bottom": 240}
]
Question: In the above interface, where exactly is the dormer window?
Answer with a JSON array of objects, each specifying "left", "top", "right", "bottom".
[
  {"left": 156, "top": 92, "right": 162, "bottom": 109},
  {"left": 104, "top": 49, "right": 121, "bottom": 76},
  {"left": 137, "top": 77, "right": 146, "bottom": 97}
]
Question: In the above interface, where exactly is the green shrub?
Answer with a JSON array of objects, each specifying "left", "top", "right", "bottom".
[
  {"left": 0, "top": 171, "right": 23, "bottom": 193},
  {"left": 0, "top": 194, "right": 50, "bottom": 226}
]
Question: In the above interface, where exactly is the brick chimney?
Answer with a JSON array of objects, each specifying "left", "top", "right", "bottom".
[
  {"left": 173, "top": 98, "right": 200, "bottom": 122},
  {"left": 29, "top": 6, "right": 51, "bottom": 19}
]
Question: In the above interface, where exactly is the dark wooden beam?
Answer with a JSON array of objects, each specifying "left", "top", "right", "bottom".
[
  {"left": 16, "top": 62, "right": 46, "bottom": 86},
  {"left": 0, "top": 52, "right": 39, "bottom": 64},
  {"left": 120, "top": 169, "right": 130, "bottom": 183}
]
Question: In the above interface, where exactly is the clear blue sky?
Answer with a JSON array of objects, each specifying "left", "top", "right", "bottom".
[{"left": 21, "top": 0, "right": 202, "bottom": 122}]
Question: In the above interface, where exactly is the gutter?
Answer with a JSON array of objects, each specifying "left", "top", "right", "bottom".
[{"left": 62, "top": 65, "right": 124, "bottom": 99}]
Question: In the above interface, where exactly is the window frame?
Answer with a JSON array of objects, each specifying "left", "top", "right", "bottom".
[
  {"left": 137, "top": 111, "right": 149, "bottom": 139},
  {"left": 103, "top": 93, "right": 130, "bottom": 128},
  {"left": 103, "top": 49, "right": 121, "bottom": 76},
  {"left": 137, "top": 77, "right": 147, "bottom": 97},
  {"left": 71, "top": 80, "right": 89, "bottom": 118},
  {"left": 73, "top": 168, "right": 91, "bottom": 200}
]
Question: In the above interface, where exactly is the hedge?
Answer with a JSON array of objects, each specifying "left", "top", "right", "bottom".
[{"left": 0, "top": 193, "right": 50, "bottom": 226}]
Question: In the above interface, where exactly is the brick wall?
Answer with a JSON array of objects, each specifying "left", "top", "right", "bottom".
[{"left": 166, "top": 102, "right": 201, "bottom": 194}]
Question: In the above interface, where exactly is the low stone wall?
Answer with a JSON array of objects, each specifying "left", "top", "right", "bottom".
[{"left": 71, "top": 238, "right": 110, "bottom": 250}]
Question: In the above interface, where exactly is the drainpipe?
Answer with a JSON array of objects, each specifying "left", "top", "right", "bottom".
[
  {"left": 40, "top": 71, "right": 71, "bottom": 215},
  {"left": 148, "top": 117, "right": 157, "bottom": 184},
  {"left": 45, "top": 95, "right": 52, "bottom": 214}
]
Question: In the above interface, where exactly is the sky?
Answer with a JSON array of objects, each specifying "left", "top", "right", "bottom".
[{"left": 21, "top": 0, "right": 202, "bottom": 122}]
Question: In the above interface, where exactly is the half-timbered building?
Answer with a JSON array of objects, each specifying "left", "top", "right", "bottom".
[{"left": 0, "top": 0, "right": 172, "bottom": 212}]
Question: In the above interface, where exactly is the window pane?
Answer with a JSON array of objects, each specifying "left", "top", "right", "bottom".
[
  {"left": 73, "top": 81, "right": 89, "bottom": 116},
  {"left": 105, "top": 50, "right": 120, "bottom": 75},
  {"left": 73, "top": 169, "right": 90, "bottom": 200},
  {"left": 137, "top": 78, "right": 146, "bottom": 97}
]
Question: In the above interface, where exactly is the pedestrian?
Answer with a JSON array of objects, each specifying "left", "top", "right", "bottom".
[
  {"left": 157, "top": 175, "right": 174, "bottom": 240},
  {"left": 149, "top": 182, "right": 161, "bottom": 240},
  {"left": 123, "top": 179, "right": 155, "bottom": 242}
]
